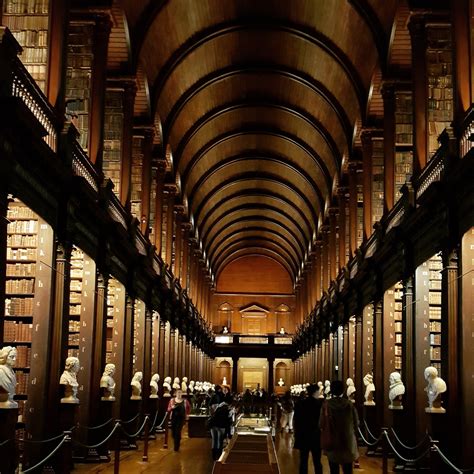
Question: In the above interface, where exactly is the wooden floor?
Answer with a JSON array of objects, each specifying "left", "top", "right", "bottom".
[{"left": 73, "top": 430, "right": 391, "bottom": 473}]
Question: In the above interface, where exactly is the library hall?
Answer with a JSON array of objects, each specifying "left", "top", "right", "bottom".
[{"left": 0, "top": 0, "right": 473, "bottom": 473}]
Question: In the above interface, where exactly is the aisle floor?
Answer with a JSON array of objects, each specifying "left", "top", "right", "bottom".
[{"left": 73, "top": 430, "right": 391, "bottom": 473}]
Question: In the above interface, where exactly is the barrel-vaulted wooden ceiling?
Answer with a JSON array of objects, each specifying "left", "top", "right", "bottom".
[{"left": 116, "top": 0, "right": 399, "bottom": 284}]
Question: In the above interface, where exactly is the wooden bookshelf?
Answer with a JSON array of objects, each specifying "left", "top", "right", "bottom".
[
  {"left": 394, "top": 91, "right": 413, "bottom": 200},
  {"left": 4, "top": 198, "right": 53, "bottom": 437},
  {"left": 372, "top": 138, "right": 384, "bottom": 227},
  {"left": 3, "top": 0, "right": 50, "bottom": 92},
  {"left": 103, "top": 90, "right": 123, "bottom": 196},
  {"left": 133, "top": 299, "right": 146, "bottom": 375},
  {"left": 393, "top": 282, "right": 403, "bottom": 372},
  {"left": 426, "top": 26, "right": 453, "bottom": 158},
  {"left": 356, "top": 183, "right": 363, "bottom": 248},
  {"left": 131, "top": 136, "right": 144, "bottom": 220},
  {"left": 428, "top": 254, "right": 442, "bottom": 375},
  {"left": 65, "top": 23, "right": 94, "bottom": 151}
]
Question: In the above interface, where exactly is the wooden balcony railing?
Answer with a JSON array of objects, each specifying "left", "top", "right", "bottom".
[
  {"left": 70, "top": 136, "right": 99, "bottom": 193},
  {"left": 459, "top": 105, "right": 474, "bottom": 158}
]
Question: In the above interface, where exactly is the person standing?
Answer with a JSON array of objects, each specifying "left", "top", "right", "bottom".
[
  {"left": 278, "top": 391, "right": 295, "bottom": 433},
  {"left": 322, "top": 380, "right": 359, "bottom": 474},
  {"left": 167, "top": 389, "right": 191, "bottom": 451},
  {"left": 293, "top": 384, "right": 323, "bottom": 474},
  {"left": 209, "top": 397, "right": 232, "bottom": 460}
]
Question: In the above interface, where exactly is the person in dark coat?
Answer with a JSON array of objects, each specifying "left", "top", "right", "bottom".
[
  {"left": 321, "top": 380, "right": 359, "bottom": 474},
  {"left": 293, "top": 383, "right": 323, "bottom": 474}
]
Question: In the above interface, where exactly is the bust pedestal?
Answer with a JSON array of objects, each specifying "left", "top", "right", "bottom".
[
  {"left": 158, "top": 396, "right": 170, "bottom": 434},
  {"left": 147, "top": 396, "right": 158, "bottom": 439},
  {"left": 363, "top": 404, "right": 378, "bottom": 456},
  {"left": 389, "top": 399, "right": 404, "bottom": 471},
  {"left": 0, "top": 406, "right": 18, "bottom": 474},
  {"left": 96, "top": 399, "right": 115, "bottom": 461}
]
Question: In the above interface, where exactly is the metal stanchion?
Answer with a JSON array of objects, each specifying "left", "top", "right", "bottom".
[
  {"left": 114, "top": 420, "right": 121, "bottom": 474},
  {"left": 61, "top": 430, "right": 72, "bottom": 474},
  {"left": 142, "top": 414, "right": 150, "bottom": 462},
  {"left": 381, "top": 428, "right": 388, "bottom": 474}
]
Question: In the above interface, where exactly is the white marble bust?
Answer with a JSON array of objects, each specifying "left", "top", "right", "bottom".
[
  {"left": 150, "top": 373, "right": 160, "bottom": 399},
  {"left": 278, "top": 378, "right": 285, "bottom": 387},
  {"left": 173, "top": 377, "right": 180, "bottom": 391},
  {"left": 60, "top": 356, "right": 80, "bottom": 404},
  {"left": 363, "top": 373, "right": 376, "bottom": 406},
  {"left": 388, "top": 372, "right": 405, "bottom": 409},
  {"left": 130, "top": 371, "right": 143, "bottom": 400},
  {"left": 0, "top": 346, "right": 18, "bottom": 408},
  {"left": 317, "top": 381, "right": 324, "bottom": 398},
  {"left": 181, "top": 377, "right": 188, "bottom": 393},
  {"left": 324, "top": 380, "right": 331, "bottom": 398},
  {"left": 222, "top": 376, "right": 227, "bottom": 386},
  {"left": 188, "top": 380, "right": 195, "bottom": 393},
  {"left": 100, "top": 363, "right": 116, "bottom": 401},
  {"left": 424, "top": 367, "right": 447, "bottom": 413},
  {"left": 163, "top": 376, "right": 172, "bottom": 397},
  {"left": 346, "top": 378, "right": 356, "bottom": 402}
]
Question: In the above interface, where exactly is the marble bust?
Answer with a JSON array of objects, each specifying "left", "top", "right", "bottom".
[
  {"left": 130, "top": 371, "right": 143, "bottom": 400},
  {"left": 0, "top": 346, "right": 18, "bottom": 408},
  {"left": 388, "top": 372, "right": 405, "bottom": 409},
  {"left": 363, "top": 373, "right": 376, "bottom": 406},
  {"left": 163, "top": 376, "right": 172, "bottom": 397},
  {"left": 181, "top": 376, "right": 188, "bottom": 393},
  {"left": 188, "top": 380, "right": 195, "bottom": 393},
  {"left": 424, "top": 366, "right": 447, "bottom": 413},
  {"left": 173, "top": 377, "right": 180, "bottom": 391},
  {"left": 150, "top": 373, "right": 160, "bottom": 399},
  {"left": 346, "top": 378, "right": 356, "bottom": 402},
  {"left": 324, "top": 380, "right": 331, "bottom": 398},
  {"left": 100, "top": 363, "right": 116, "bottom": 401},
  {"left": 222, "top": 376, "right": 227, "bottom": 386},
  {"left": 278, "top": 378, "right": 285, "bottom": 387},
  {"left": 317, "top": 381, "right": 324, "bottom": 399},
  {"left": 60, "top": 356, "right": 80, "bottom": 404}
]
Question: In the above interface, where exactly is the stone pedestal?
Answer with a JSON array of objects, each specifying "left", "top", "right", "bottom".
[
  {"left": 0, "top": 407, "right": 18, "bottom": 474},
  {"left": 147, "top": 397, "right": 158, "bottom": 439},
  {"left": 96, "top": 400, "right": 114, "bottom": 461},
  {"left": 389, "top": 405, "right": 405, "bottom": 471}
]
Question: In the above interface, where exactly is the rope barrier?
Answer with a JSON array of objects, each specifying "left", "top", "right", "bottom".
[
  {"left": 149, "top": 410, "right": 160, "bottom": 432},
  {"left": 155, "top": 412, "right": 169, "bottom": 430},
  {"left": 363, "top": 419, "right": 379, "bottom": 441},
  {"left": 122, "top": 413, "right": 140, "bottom": 425},
  {"left": 77, "top": 418, "right": 114, "bottom": 431},
  {"left": 433, "top": 445, "right": 474, "bottom": 473},
  {"left": 357, "top": 426, "right": 382, "bottom": 447},
  {"left": 383, "top": 431, "right": 430, "bottom": 464},
  {"left": 22, "top": 432, "right": 68, "bottom": 445},
  {"left": 72, "top": 422, "right": 121, "bottom": 450},
  {"left": 22, "top": 435, "right": 68, "bottom": 473},
  {"left": 121, "top": 416, "right": 149, "bottom": 439},
  {"left": 390, "top": 427, "right": 429, "bottom": 451},
  {"left": 0, "top": 438, "right": 13, "bottom": 447}
]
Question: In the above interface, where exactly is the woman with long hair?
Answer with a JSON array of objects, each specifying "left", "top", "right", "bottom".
[{"left": 167, "top": 388, "right": 191, "bottom": 451}]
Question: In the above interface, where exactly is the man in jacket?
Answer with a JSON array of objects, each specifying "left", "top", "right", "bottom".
[{"left": 293, "top": 383, "right": 323, "bottom": 474}]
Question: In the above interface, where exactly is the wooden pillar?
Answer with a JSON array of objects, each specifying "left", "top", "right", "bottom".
[
  {"left": 140, "top": 129, "right": 154, "bottom": 235},
  {"left": 119, "top": 81, "right": 137, "bottom": 208},
  {"left": 361, "top": 130, "right": 373, "bottom": 242},
  {"left": 348, "top": 163, "right": 359, "bottom": 257},
  {"left": 402, "top": 277, "right": 416, "bottom": 443},
  {"left": 176, "top": 333, "right": 184, "bottom": 379},
  {"left": 452, "top": 0, "right": 472, "bottom": 122},
  {"left": 181, "top": 225, "right": 190, "bottom": 289},
  {"left": 153, "top": 162, "right": 167, "bottom": 250},
  {"left": 46, "top": 0, "right": 70, "bottom": 115},
  {"left": 354, "top": 313, "right": 364, "bottom": 408},
  {"left": 164, "top": 192, "right": 174, "bottom": 267},
  {"left": 373, "top": 300, "right": 384, "bottom": 428},
  {"left": 321, "top": 227, "right": 329, "bottom": 292},
  {"left": 382, "top": 83, "right": 396, "bottom": 213},
  {"left": 329, "top": 209, "right": 338, "bottom": 281},
  {"left": 174, "top": 211, "right": 183, "bottom": 279},
  {"left": 408, "top": 14, "right": 428, "bottom": 177},
  {"left": 88, "top": 14, "right": 112, "bottom": 168},
  {"left": 157, "top": 320, "right": 166, "bottom": 383},
  {"left": 343, "top": 323, "right": 350, "bottom": 381},
  {"left": 337, "top": 189, "right": 347, "bottom": 269},
  {"left": 143, "top": 308, "right": 153, "bottom": 403},
  {"left": 119, "top": 295, "right": 134, "bottom": 419},
  {"left": 314, "top": 242, "right": 322, "bottom": 301},
  {"left": 442, "top": 249, "right": 460, "bottom": 459}
]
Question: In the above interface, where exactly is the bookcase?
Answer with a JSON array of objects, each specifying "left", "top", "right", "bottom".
[
  {"left": 148, "top": 166, "right": 157, "bottom": 241},
  {"left": 371, "top": 138, "right": 384, "bottom": 227},
  {"left": 356, "top": 183, "right": 363, "bottom": 248},
  {"left": 3, "top": 0, "right": 50, "bottom": 92},
  {"left": 132, "top": 299, "right": 145, "bottom": 375},
  {"left": 4, "top": 197, "right": 53, "bottom": 437},
  {"left": 131, "top": 136, "right": 144, "bottom": 220},
  {"left": 68, "top": 246, "right": 83, "bottom": 357},
  {"left": 428, "top": 254, "right": 442, "bottom": 375},
  {"left": 394, "top": 91, "right": 413, "bottom": 200},
  {"left": 393, "top": 282, "right": 403, "bottom": 372},
  {"left": 426, "top": 26, "right": 453, "bottom": 158},
  {"left": 65, "top": 23, "right": 94, "bottom": 151},
  {"left": 103, "top": 90, "right": 123, "bottom": 196}
]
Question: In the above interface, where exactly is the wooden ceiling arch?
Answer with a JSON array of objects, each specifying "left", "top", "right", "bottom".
[{"left": 124, "top": 0, "right": 397, "bottom": 284}]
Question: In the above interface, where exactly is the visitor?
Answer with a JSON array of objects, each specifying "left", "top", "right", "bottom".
[
  {"left": 278, "top": 390, "right": 295, "bottom": 433},
  {"left": 208, "top": 396, "right": 232, "bottom": 460},
  {"left": 167, "top": 389, "right": 191, "bottom": 452},
  {"left": 293, "top": 384, "right": 323, "bottom": 474},
  {"left": 322, "top": 380, "right": 359, "bottom": 474}
]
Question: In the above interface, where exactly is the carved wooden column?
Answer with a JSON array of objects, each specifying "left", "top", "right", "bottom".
[
  {"left": 321, "top": 226, "right": 329, "bottom": 292},
  {"left": 140, "top": 128, "right": 154, "bottom": 235},
  {"left": 361, "top": 130, "right": 373, "bottom": 242},
  {"left": 119, "top": 80, "right": 137, "bottom": 209},
  {"left": 176, "top": 333, "right": 184, "bottom": 379},
  {"left": 442, "top": 249, "right": 460, "bottom": 458},
  {"left": 348, "top": 162, "right": 360, "bottom": 257},
  {"left": 329, "top": 209, "right": 338, "bottom": 281},
  {"left": 342, "top": 323, "right": 350, "bottom": 381},
  {"left": 119, "top": 295, "right": 135, "bottom": 419},
  {"left": 314, "top": 241, "right": 322, "bottom": 301},
  {"left": 157, "top": 319, "right": 166, "bottom": 384},
  {"left": 337, "top": 188, "right": 347, "bottom": 269},
  {"left": 143, "top": 308, "right": 153, "bottom": 402},
  {"left": 382, "top": 83, "right": 396, "bottom": 213},
  {"left": 153, "top": 161, "right": 167, "bottom": 250},
  {"left": 174, "top": 209, "right": 183, "bottom": 280},
  {"left": 88, "top": 13, "right": 112, "bottom": 168},
  {"left": 373, "top": 300, "right": 384, "bottom": 427},
  {"left": 168, "top": 327, "right": 177, "bottom": 379},
  {"left": 354, "top": 313, "right": 364, "bottom": 408}
]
